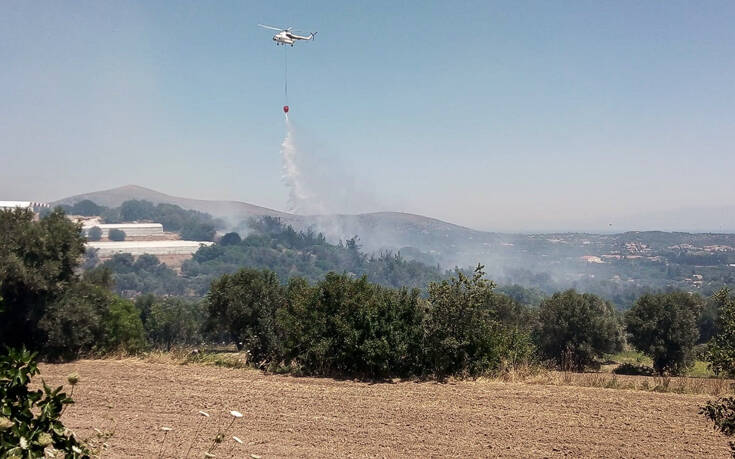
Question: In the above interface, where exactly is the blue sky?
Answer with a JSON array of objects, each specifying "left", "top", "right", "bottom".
[{"left": 2, "top": 1, "right": 734, "bottom": 231}]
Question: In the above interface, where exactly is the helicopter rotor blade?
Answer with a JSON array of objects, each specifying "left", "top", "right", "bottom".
[{"left": 258, "top": 24, "right": 284, "bottom": 31}]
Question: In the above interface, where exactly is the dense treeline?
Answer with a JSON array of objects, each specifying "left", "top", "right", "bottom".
[
  {"left": 185, "top": 216, "right": 445, "bottom": 290},
  {"left": 88, "top": 216, "right": 446, "bottom": 297},
  {"left": 205, "top": 266, "right": 534, "bottom": 378},
  {"left": 3, "top": 208, "right": 735, "bottom": 381}
]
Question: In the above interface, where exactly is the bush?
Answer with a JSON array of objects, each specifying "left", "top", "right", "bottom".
[
  {"left": 701, "top": 397, "right": 735, "bottom": 457},
  {"left": 108, "top": 229, "right": 126, "bottom": 241},
  {"left": 707, "top": 288, "right": 735, "bottom": 377},
  {"left": 40, "top": 282, "right": 147, "bottom": 359},
  {"left": 181, "top": 222, "right": 215, "bottom": 241},
  {"left": 0, "top": 208, "right": 86, "bottom": 350},
  {"left": 86, "top": 226, "right": 102, "bottom": 241},
  {"left": 39, "top": 283, "right": 109, "bottom": 360},
  {"left": 613, "top": 362, "right": 655, "bottom": 376},
  {"left": 535, "top": 290, "right": 623, "bottom": 371},
  {"left": 145, "top": 297, "right": 205, "bottom": 350},
  {"left": 625, "top": 291, "right": 702, "bottom": 375},
  {"left": 424, "top": 266, "right": 501, "bottom": 377},
  {"left": 0, "top": 348, "right": 88, "bottom": 457},
  {"left": 220, "top": 232, "right": 242, "bottom": 246},
  {"left": 102, "top": 297, "right": 147, "bottom": 353},
  {"left": 277, "top": 274, "right": 425, "bottom": 378},
  {"left": 206, "top": 269, "right": 285, "bottom": 361}
]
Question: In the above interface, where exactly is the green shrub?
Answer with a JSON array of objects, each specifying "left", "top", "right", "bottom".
[
  {"left": 535, "top": 290, "right": 623, "bottom": 371},
  {"left": 0, "top": 348, "right": 88, "bottom": 457},
  {"left": 701, "top": 397, "right": 735, "bottom": 457},
  {"left": 108, "top": 229, "right": 126, "bottom": 241},
  {"left": 423, "top": 265, "right": 525, "bottom": 378},
  {"left": 145, "top": 297, "right": 205, "bottom": 350},
  {"left": 707, "top": 288, "right": 735, "bottom": 377},
  {"left": 0, "top": 208, "right": 86, "bottom": 350},
  {"left": 181, "top": 222, "right": 215, "bottom": 241},
  {"left": 39, "top": 283, "right": 109, "bottom": 360},
  {"left": 219, "top": 232, "right": 242, "bottom": 246},
  {"left": 206, "top": 269, "right": 285, "bottom": 361},
  {"left": 626, "top": 291, "right": 702, "bottom": 375},
  {"left": 102, "top": 298, "right": 147, "bottom": 353},
  {"left": 277, "top": 274, "right": 425, "bottom": 378}
]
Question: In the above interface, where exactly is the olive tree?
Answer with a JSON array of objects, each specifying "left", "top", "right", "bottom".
[
  {"left": 206, "top": 269, "right": 284, "bottom": 360},
  {"left": 625, "top": 291, "right": 702, "bottom": 375},
  {"left": 536, "top": 290, "right": 623, "bottom": 371},
  {"left": 0, "top": 208, "right": 85, "bottom": 350}
]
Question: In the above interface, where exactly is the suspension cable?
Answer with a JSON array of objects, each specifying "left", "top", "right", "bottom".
[{"left": 284, "top": 45, "right": 288, "bottom": 103}]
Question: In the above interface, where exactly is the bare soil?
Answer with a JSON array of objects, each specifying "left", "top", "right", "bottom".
[{"left": 39, "top": 360, "right": 730, "bottom": 458}]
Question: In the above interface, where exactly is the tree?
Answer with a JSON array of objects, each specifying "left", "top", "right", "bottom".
[
  {"left": 87, "top": 226, "right": 102, "bottom": 241},
  {"left": 120, "top": 200, "right": 156, "bottom": 222},
  {"left": 146, "top": 298, "right": 205, "bottom": 350},
  {"left": 424, "top": 265, "right": 532, "bottom": 377},
  {"left": 0, "top": 208, "right": 85, "bottom": 350},
  {"left": 625, "top": 291, "right": 702, "bottom": 375},
  {"left": 39, "top": 282, "right": 110, "bottom": 360},
  {"left": 536, "top": 290, "right": 623, "bottom": 371},
  {"left": 277, "top": 274, "right": 426, "bottom": 378},
  {"left": 220, "top": 232, "right": 242, "bottom": 246},
  {"left": 101, "top": 297, "right": 147, "bottom": 353},
  {"left": 181, "top": 222, "right": 215, "bottom": 241},
  {"left": 70, "top": 199, "right": 103, "bottom": 216},
  {"left": 206, "top": 269, "right": 284, "bottom": 361},
  {"left": 707, "top": 288, "right": 735, "bottom": 377},
  {"left": 108, "top": 228, "right": 126, "bottom": 241}
]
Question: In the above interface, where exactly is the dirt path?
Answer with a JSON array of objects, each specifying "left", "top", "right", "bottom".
[{"left": 39, "top": 360, "right": 730, "bottom": 458}]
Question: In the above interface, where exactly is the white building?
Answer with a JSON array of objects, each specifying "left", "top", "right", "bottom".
[
  {"left": 86, "top": 240, "right": 213, "bottom": 256},
  {"left": 82, "top": 223, "right": 164, "bottom": 238}
]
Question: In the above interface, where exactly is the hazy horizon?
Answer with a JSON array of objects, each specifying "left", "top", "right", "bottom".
[{"left": 2, "top": 1, "right": 734, "bottom": 233}]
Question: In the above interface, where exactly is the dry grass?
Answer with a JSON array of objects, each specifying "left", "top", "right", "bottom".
[
  {"left": 141, "top": 348, "right": 253, "bottom": 370},
  {"left": 134, "top": 350, "right": 735, "bottom": 396},
  {"left": 489, "top": 364, "right": 734, "bottom": 396}
]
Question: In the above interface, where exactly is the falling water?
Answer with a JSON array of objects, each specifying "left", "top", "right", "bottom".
[{"left": 281, "top": 116, "right": 324, "bottom": 215}]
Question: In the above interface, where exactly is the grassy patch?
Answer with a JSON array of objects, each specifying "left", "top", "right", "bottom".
[
  {"left": 604, "top": 350, "right": 714, "bottom": 378},
  {"left": 142, "top": 349, "right": 252, "bottom": 370}
]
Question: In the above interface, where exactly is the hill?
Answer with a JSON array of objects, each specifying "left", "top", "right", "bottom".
[
  {"left": 53, "top": 185, "right": 289, "bottom": 222},
  {"left": 57, "top": 185, "right": 735, "bottom": 306},
  {"left": 54, "top": 185, "right": 489, "bottom": 264}
]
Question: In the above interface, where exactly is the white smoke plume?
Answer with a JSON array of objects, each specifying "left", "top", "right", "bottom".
[
  {"left": 279, "top": 116, "right": 379, "bottom": 217},
  {"left": 280, "top": 117, "right": 326, "bottom": 215}
]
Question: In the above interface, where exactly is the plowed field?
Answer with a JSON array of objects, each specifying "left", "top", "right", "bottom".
[{"left": 39, "top": 360, "right": 730, "bottom": 457}]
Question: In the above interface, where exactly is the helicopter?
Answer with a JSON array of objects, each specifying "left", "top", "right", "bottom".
[{"left": 258, "top": 24, "right": 317, "bottom": 46}]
